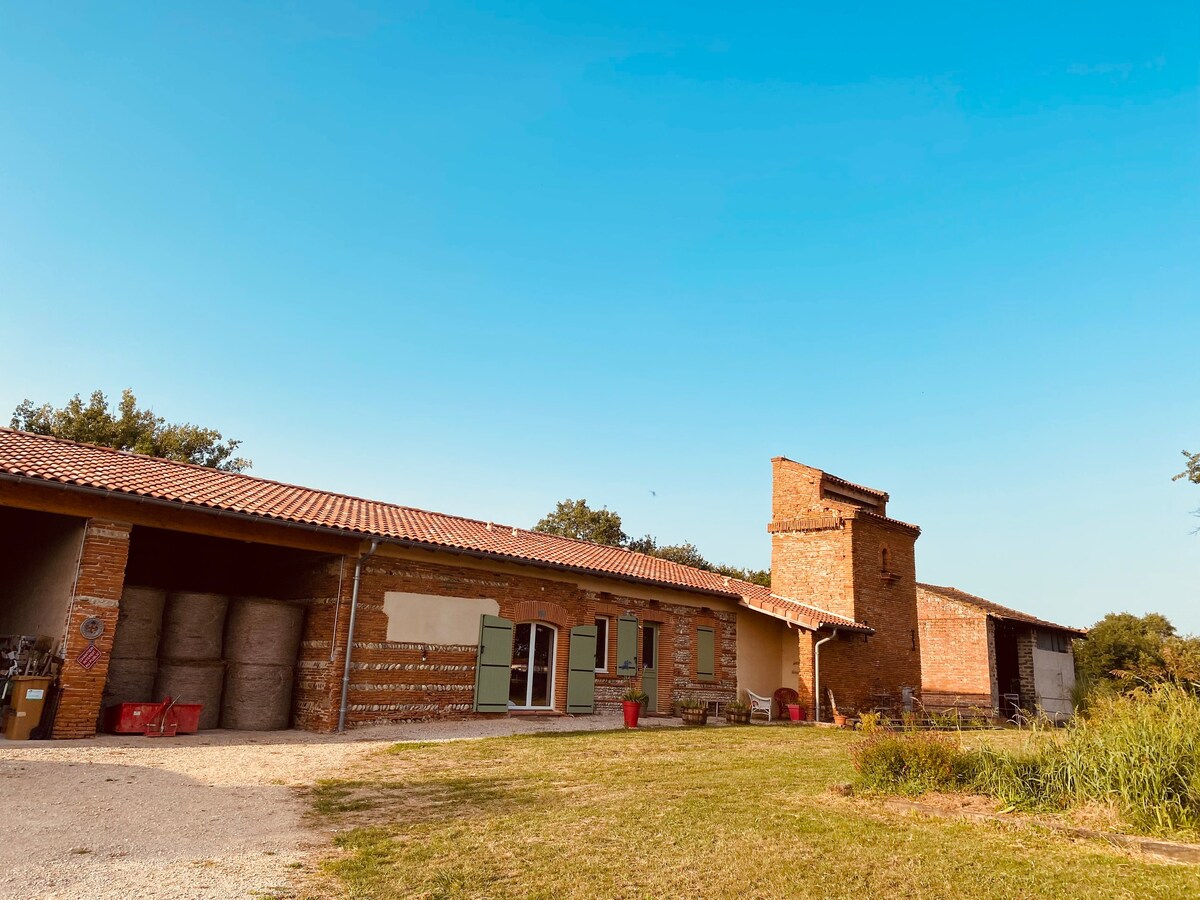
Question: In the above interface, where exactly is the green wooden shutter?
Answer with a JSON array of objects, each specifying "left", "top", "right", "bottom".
[
  {"left": 474, "top": 614, "right": 514, "bottom": 713},
  {"left": 616, "top": 615, "right": 639, "bottom": 679},
  {"left": 566, "top": 625, "right": 598, "bottom": 714},
  {"left": 697, "top": 626, "right": 716, "bottom": 681}
]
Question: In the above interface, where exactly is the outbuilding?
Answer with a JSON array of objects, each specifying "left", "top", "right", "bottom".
[{"left": 916, "top": 583, "right": 1085, "bottom": 721}]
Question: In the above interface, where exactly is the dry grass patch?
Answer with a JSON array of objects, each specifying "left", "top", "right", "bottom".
[{"left": 311, "top": 726, "right": 1199, "bottom": 899}]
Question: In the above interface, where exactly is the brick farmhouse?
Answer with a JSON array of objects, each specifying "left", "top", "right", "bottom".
[{"left": 0, "top": 428, "right": 1081, "bottom": 738}]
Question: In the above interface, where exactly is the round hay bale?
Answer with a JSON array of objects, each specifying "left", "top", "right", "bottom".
[
  {"left": 102, "top": 656, "right": 158, "bottom": 707},
  {"left": 154, "top": 659, "right": 225, "bottom": 730},
  {"left": 160, "top": 592, "right": 229, "bottom": 661},
  {"left": 220, "top": 663, "right": 294, "bottom": 731},
  {"left": 223, "top": 597, "right": 305, "bottom": 666},
  {"left": 110, "top": 586, "right": 167, "bottom": 659}
]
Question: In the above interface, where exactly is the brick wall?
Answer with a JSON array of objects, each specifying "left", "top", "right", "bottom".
[
  {"left": 916, "top": 586, "right": 995, "bottom": 711},
  {"left": 289, "top": 550, "right": 739, "bottom": 731},
  {"left": 52, "top": 519, "right": 131, "bottom": 739},
  {"left": 1016, "top": 628, "right": 1036, "bottom": 709}
]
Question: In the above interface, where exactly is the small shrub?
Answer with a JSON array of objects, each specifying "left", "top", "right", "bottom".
[
  {"left": 856, "top": 711, "right": 887, "bottom": 734},
  {"left": 850, "top": 731, "right": 969, "bottom": 795}
]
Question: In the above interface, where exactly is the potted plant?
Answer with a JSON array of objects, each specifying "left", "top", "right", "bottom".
[
  {"left": 620, "top": 685, "right": 648, "bottom": 728},
  {"left": 786, "top": 702, "right": 806, "bottom": 722},
  {"left": 678, "top": 695, "right": 709, "bottom": 726},
  {"left": 827, "top": 695, "right": 849, "bottom": 728},
  {"left": 725, "top": 698, "right": 751, "bottom": 725}
]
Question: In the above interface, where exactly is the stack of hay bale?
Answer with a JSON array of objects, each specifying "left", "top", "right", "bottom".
[
  {"left": 101, "top": 586, "right": 166, "bottom": 708},
  {"left": 154, "top": 592, "right": 229, "bottom": 730},
  {"left": 221, "top": 597, "right": 304, "bottom": 731}
]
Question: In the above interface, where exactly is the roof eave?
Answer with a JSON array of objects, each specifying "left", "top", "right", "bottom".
[{"left": 0, "top": 471, "right": 743, "bottom": 603}]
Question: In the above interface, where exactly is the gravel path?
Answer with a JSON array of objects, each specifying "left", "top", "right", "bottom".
[{"left": 0, "top": 714, "right": 676, "bottom": 899}]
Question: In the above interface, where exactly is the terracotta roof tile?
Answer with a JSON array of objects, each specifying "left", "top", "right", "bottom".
[
  {"left": 0, "top": 428, "right": 868, "bottom": 632},
  {"left": 917, "top": 583, "right": 1084, "bottom": 635}
]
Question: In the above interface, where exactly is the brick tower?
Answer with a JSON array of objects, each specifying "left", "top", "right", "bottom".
[{"left": 769, "top": 457, "right": 922, "bottom": 717}]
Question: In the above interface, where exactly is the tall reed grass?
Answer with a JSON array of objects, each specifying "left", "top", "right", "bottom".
[{"left": 852, "top": 681, "right": 1200, "bottom": 836}]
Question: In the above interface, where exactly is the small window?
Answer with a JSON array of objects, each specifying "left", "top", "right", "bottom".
[
  {"left": 1036, "top": 631, "right": 1070, "bottom": 654},
  {"left": 881, "top": 548, "right": 889, "bottom": 572},
  {"left": 594, "top": 617, "right": 609, "bottom": 672},
  {"left": 642, "top": 624, "right": 657, "bottom": 668}
]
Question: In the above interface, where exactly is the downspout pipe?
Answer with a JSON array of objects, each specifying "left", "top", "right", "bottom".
[
  {"left": 812, "top": 628, "right": 839, "bottom": 723},
  {"left": 337, "top": 539, "right": 380, "bottom": 733}
]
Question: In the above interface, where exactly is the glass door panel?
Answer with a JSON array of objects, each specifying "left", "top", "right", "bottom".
[
  {"left": 509, "top": 623, "right": 531, "bottom": 706},
  {"left": 530, "top": 624, "right": 554, "bottom": 707}
]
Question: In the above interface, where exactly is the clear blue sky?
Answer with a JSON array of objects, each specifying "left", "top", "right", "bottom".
[{"left": 1, "top": 3, "right": 1197, "bottom": 632}]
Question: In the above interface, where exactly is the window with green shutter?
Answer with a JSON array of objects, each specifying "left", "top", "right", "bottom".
[{"left": 696, "top": 626, "right": 716, "bottom": 681}]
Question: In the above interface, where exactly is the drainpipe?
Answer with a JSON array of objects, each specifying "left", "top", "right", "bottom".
[
  {"left": 337, "top": 539, "right": 379, "bottom": 733},
  {"left": 812, "top": 628, "right": 839, "bottom": 723}
]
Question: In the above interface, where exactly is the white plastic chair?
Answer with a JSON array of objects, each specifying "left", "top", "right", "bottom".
[{"left": 747, "top": 690, "right": 773, "bottom": 722}]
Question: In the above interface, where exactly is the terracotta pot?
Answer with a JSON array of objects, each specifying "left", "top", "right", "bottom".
[
  {"left": 622, "top": 700, "right": 641, "bottom": 728},
  {"left": 833, "top": 713, "right": 849, "bottom": 728}
]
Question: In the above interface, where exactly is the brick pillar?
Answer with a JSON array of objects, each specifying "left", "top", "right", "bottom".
[
  {"left": 1016, "top": 628, "right": 1037, "bottom": 712},
  {"left": 52, "top": 519, "right": 131, "bottom": 739},
  {"left": 795, "top": 631, "right": 815, "bottom": 715}
]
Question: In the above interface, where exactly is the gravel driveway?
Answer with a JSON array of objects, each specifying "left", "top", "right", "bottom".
[{"left": 0, "top": 714, "right": 677, "bottom": 899}]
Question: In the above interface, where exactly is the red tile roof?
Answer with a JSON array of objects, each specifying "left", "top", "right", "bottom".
[
  {"left": 0, "top": 428, "right": 869, "bottom": 633},
  {"left": 917, "top": 583, "right": 1084, "bottom": 635}
]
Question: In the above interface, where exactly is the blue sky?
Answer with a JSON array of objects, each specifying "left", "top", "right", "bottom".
[{"left": 1, "top": 3, "right": 1197, "bottom": 632}]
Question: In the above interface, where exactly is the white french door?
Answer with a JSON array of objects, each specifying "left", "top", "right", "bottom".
[{"left": 508, "top": 622, "right": 557, "bottom": 709}]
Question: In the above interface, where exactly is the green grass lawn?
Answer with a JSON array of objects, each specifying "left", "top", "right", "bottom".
[{"left": 310, "top": 725, "right": 1200, "bottom": 900}]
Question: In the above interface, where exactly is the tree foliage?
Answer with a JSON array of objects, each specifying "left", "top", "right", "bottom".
[
  {"left": 11, "top": 389, "right": 251, "bottom": 472},
  {"left": 534, "top": 499, "right": 770, "bottom": 587},
  {"left": 1074, "top": 612, "right": 1177, "bottom": 683},
  {"left": 533, "top": 499, "right": 626, "bottom": 546},
  {"left": 1173, "top": 450, "right": 1200, "bottom": 485}
]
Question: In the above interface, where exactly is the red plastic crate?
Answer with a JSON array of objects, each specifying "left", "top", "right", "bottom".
[{"left": 103, "top": 701, "right": 203, "bottom": 735}]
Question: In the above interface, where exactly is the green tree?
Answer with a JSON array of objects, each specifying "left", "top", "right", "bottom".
[
  {"left": 11, "top": 389, "right": 251, "bottom": 472},
  {"left": 534, "top": 501, "right": 771, "bottom": 587},
  {"left": 649, "top": 541, "right": 711, "bottom": 569},
  {"left": 533, "top": 499, "right": 626, "bottom": 546},
  {"left": 1174, "top": 450, "right": 1200, "bottom": 485},
  {"left": 1161, "top": 636, "right": 1200, "bottom": 684},
  {"left": 713, "top": 564, "right": 772, "bottom": 588},
  {"left": 1074, "top": 612, "right": 1176, "bottom": 683}
]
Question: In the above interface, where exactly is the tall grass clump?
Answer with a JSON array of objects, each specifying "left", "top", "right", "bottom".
[
  {"left": 1055, "top": 681, "right": 1200, "bottom": 834},
  {"left": 972, "top": 681, "right": 1200, "bottom": 835},
  {"left": 851, "top": 682, "right": 1200, "bottom": 836},
  {"left": 850, "top": 730, "right": 971, "bottom": 795}
]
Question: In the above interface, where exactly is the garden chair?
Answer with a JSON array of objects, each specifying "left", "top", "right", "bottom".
[{"left": 746, "top": 690, "right": 773, "bottom": 721}]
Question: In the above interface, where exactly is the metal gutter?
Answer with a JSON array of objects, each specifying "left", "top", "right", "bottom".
[
  {"left": 813, "top": 628, "right": 839, "bottom": 723},
  {"left": 338, "top": 539, "right": 379, "bottom": 733}
]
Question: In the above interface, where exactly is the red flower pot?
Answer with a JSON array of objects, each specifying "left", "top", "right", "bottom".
[
  {"left": 787, "top": 703, "right": 805, "bottom": 722},
  {"left": 622, "top": 700, "right": 641, "bottom": 728}
]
